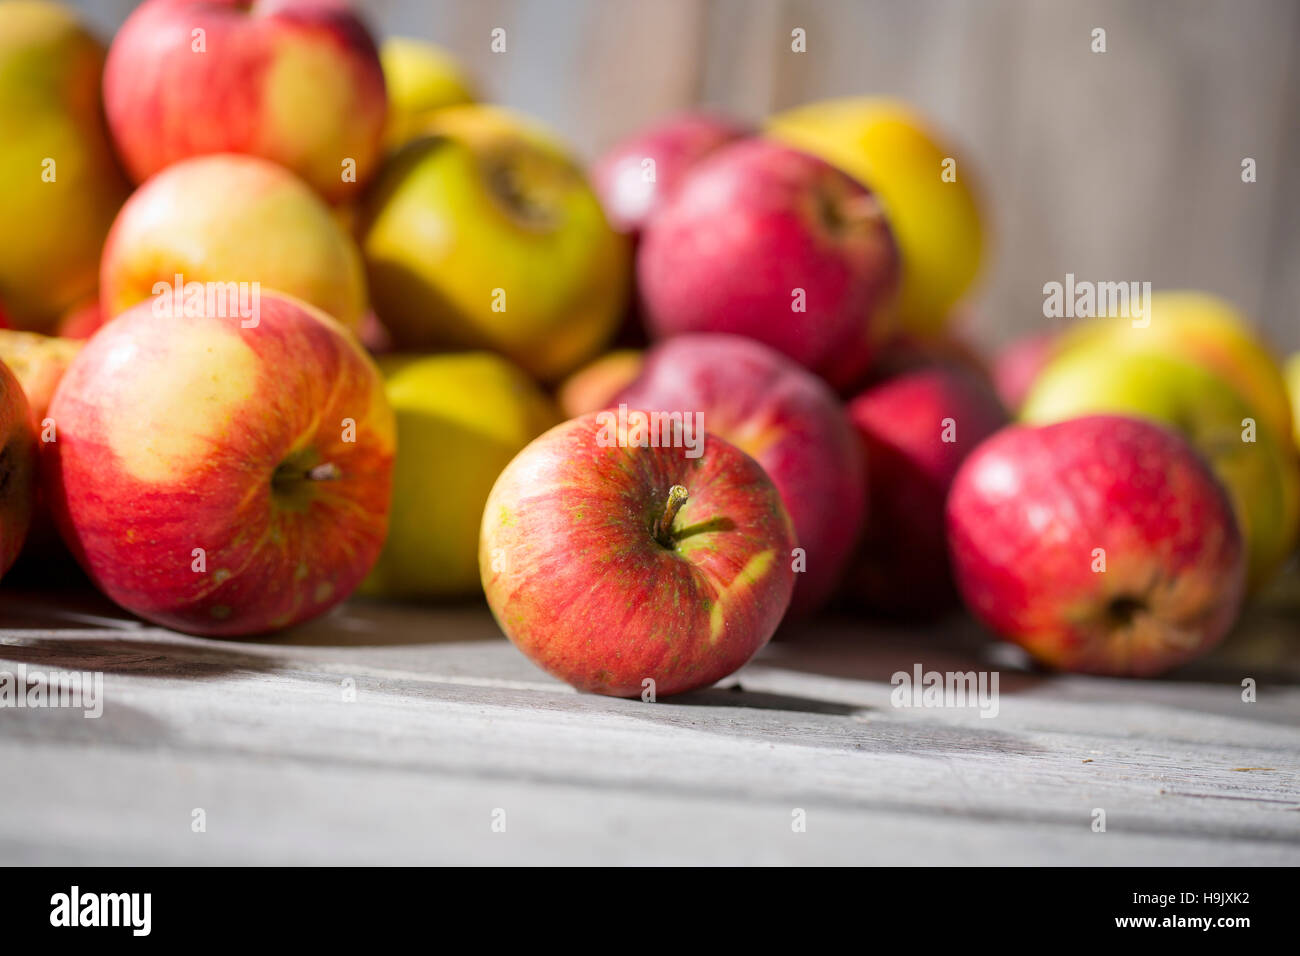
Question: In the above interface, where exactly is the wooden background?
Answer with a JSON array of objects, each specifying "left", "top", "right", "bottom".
[{"left": 71, "top": 0, "right": 1300, "bottom": 352}]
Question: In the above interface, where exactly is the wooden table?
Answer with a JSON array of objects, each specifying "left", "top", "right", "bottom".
[{"left": 2, "top": 576, "right": 1298, "bottom": 866}]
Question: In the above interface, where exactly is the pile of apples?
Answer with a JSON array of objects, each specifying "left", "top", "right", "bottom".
[{"left": 1, "top": 1, "right": 1297, "bottom": 697}]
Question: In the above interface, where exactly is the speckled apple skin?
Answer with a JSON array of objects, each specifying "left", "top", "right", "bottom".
[
  {"left": 947, "top": 415, "right": 1246, "bottom": 676},
  {"left": 480, "top": 413, "right": 796, "bottom": 697}
]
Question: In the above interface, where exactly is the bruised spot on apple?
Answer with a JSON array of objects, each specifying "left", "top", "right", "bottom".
[
  {"left": 947, "top": 415, "right": 1246, "bottom": 677},
  {"left": 46, "top": 292, "right": 395, "bottom": 636},
  {"left": 480, "top": 414, "right": 796, "bottom": 697}
]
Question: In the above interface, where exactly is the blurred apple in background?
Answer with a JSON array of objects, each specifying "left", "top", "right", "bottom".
[
  {"left": 361, "top": 105, "right": 629, "bottom": 382},
  {"left": 380, "top": 36, "right": 476, "bottom": 148},
  {"left": 845, "top": 364, "right": 1007, "bottom": 617},
  {"left": 992, "top": 330, "right": 1059, "bottom": 414},
  {"left": 480, "top": 414, "right": 795, "bottom": 697},
  {"left": 47, "top": 293, "right": 395, "bottom": 636},
  {"left": 1287, "top": 352, "right": 1300, "bottom": 451},
  {"left": 101, "top": 154, "right": 368, "bottom": 331},
  {"left": 0, "top": 1, "right": 130, "bottom": 332},
  {"left": 638, "top": 140, "right": 900, "bottom": 389},
  {"left": 591, "top": 111, "right": 749, "bottom": 237},
  {"left": 949, "top": 416, "right": 1246, "bottom": 676},
  {"left": 768, "top": 97, "right": 984, "bottom": 338},
  {"left": 557, "top": 349, "right": 642, "bottom": 419},
  {"left": 0, "top": 329, "right": 80, "bottom": 427},
  {"left": 54, "top": 298, "right": 105, "bottom": 339},
  {"left": 361, "top": 353, "right": 557, "bottom": 601},
  {"left": 0, "top": 358, "right": 37, "bottom": 580},
  {"left": 1022, "top": 347, "right": 1300, "bottom": 590},
  {"left": 616, "top": 334, "right": 863, "bottom": 614},
  {"left": 103, "top": 0, "right": 387, "bottom": 203}
]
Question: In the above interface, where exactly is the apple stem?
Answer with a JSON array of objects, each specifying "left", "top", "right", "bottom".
[
  {"left": 654, "top": 485, "right": 689, "bottom": 547},
  {"left": 306, "top": 463, "right": 341, "bottom": 481}
]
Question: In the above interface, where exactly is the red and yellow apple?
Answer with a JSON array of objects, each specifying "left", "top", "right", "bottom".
[
  {"left": 100, "top": 154, "right": 368, "bottom": 331},
  {"left": 46, "top": 292, "right": 395, "bottom": 636},
  {"left": 480, "top": 413, "right": 796, "bottom": 697},
  {"left": 360, "top": 105, "right": 630, "bottom": 381},
  {"left": 0, "top": 329, "right": 81, "bottom": 427},
  {"left": 360, "top": 352, "right": 558, "bottom": 600},
  {"left": 616, "top": 334, "right": 864, "bottom": 614},
  {"left": 103, "top": 0, "right": 387, "bottom": 203},
  {"left": 0, "top": 357, "right": 37, "bottom": 579},
  {"left": 557, "top": 349, "right": 643, "bottom": 419},
  {"left": 947, "top": 415, "right": 1246, "bottom": 676},
  {"left": 380, "top": 36, "right": 475, "bottom": 149},
  {"left": 637, "top": 139, "right": 899, "bottom": 389},
  {"left": 0, "top": 1, "right": 130, "bottom": 332}
]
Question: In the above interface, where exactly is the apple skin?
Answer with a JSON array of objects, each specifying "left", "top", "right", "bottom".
[
  {"left": 992, "top": 331, "right": 1059, "bottom": 414},
  {"left": 1286, "top": 352, "right": 1300, "bottom": 451},
  {"left": 101, "top": 154, "right": 367, "bottom": 331},
  {"left": 0, "top": 1, "right": 130, "bottom": 332},
  {"left": 844, "top": 365, "right": 1007, "bottom": 617},
  {"left": 380, "top": 36, "right": 475, "bottom": 149},
  {"left": 591, "top": 112, "right": 749, "bottom": 237},
  {"left": 637, "top": 139, "right": 899, "bottom": 389},
  {"left": 360, "top": 105, "right": 631, "bottom": 382},
  {"left": 360, "top": 352, "right": 558, "bottom": 600},
  {"left": 1022, "top": 346, "right": 1300, "bottom": 590},
  {"left": 947, "top": 415, "right": 1246, "bottom": 676},
  {"left": 557, "top": 349, "right": 643, "bottom": 419},
  {"left": 767, "top": 97, "right": 984, "bottom": 338},
  {"left": 46, "top": 292, "right": 395, "bottom": 636},
  {"left": 616, "top": 334, "right": 863, "bottom": 614},
  {"left": 55, "top": 299, "right": 105, "bottom": 340},
  {"left": 102, "top": 0, "right": 386, "bottom": 203},
  {"left": 480, "top": 413, "right": 796, "bottom": 697},
  {"left": 0, "top": 358, "right": 38, "bottom": 579}
]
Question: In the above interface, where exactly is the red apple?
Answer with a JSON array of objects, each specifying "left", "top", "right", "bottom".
[
  {"left": 845, "top": 365, "right": 1007, "bottom": 617},
  {"left": 479, "top": 412, "right": 796, "bottom": 697},
  {"left": 637, "top": 139, "right": 900, "bottom": 388},
  {"left": 0, "top": 357, "right": 37, "bottom": 579},
  {"left": 46, "top": 292, "right": 395, "bottom": 636},
  {"left": 992, "top": 330, "right": 1059, "bottom": 414},
  {"left": 592, "top": 111, "right": 749, "bottom": 237},
  {"left": 557, "top": 349, "right": 642, "bottom": 419},
  {"left": 103, "top": 0, "right": 387, "bottom": 202},
  {"left": 617, "top": 333, "right": 863, "bottom": 614},
  {"left": 947, "top": 415, "right": 1246, "bottom": 676},
  {"left": 55, "top": 299, "right": 105, "bottom": 340}
]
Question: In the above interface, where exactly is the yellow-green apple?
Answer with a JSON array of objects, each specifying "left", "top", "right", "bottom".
[
  {"left": 616, "top": 334, "right": 863, "bottom": 614},
  {"left": 380, "top": 36, "right": 475, "bottom": 149},
  {"left": 1021, "top": 347, "right": 1300, "bottom": 589},
  {"left": 101, "top": 154, "right": 367, "bottom": 331},
  {"left": 480, "top": 413, "right": 796, "bottom": 697},
  {"left": 360, "top": 105, "right": 630, "bottom": 381},
  {"left": 0, "top": 358, "right": 37, "bottom": 578},
  {"left": 992, "top": 330, "right": 1059, "bottom": 414},
  {"left": 361, "top": 352, "right": 558, "bottom": 600},
  {"left": 1287, "top": 351, "right": 1300, "bottom": 450},
  {"left": 844, "top": 365, "right": 1007, "bottom": 617},
  {"left": 102, "top": 0, "right": 387, "bottom": 203},
  {"left": 767, "top": 97, "right": 984, "bottom": 337},
  {"left": 557, "top": 349, "right": 642, "bottom": 419},
  {"left": 637, "top": 139, "right": 899, "bottom": 389},
  {"left": 0, "top": 1, "right": 130, "bottom": 332},
  {"left": 46, "top": 292, "right": 395, "bottom": 636},
  {"left": 947, "top": 415, "right": 1246, "bottom": 676},
  {"left": 591, "top": 112, "right": 749, "bottom": 238}
]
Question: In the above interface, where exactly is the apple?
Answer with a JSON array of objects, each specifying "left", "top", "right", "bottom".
[
  {"left": 616, "top": 334, "right": 863, "bottom": 614},
  {"left": 0, "top": 329, "right": 81, "bottom": 428},
  {"left": 844, "top": 365, "right": 1007, "bottom": 617},
  {"left": 557, "top": 349, "right": 643, "bottom": 419},
  {"left": 103, "top": 0, "right": 386, "bottom": 203},
  {"left": 992, "top": 330, "right": 1059, "bottom": 414},
  {"left": 637, "top": 139, "right": 900, "bottom": 388},
  {"left": 101, "top": 154, "right": 368, "bottom": 331},
  {"left": 591, "top": 111, "right": 749, "bottom": 237},
  {"left": 46, "top": 291, "right": 395, "bottom": 636},
  {"left": 0, "top": 1, "right": 130, "bottom": 332},
  {"left": 1021, "top": 347, "right": 1300, "bottom": 589},
  {"left": 480, "top": 412, "right": 796, "bottom": 697},
  {"left": 1286, "top": 351, "right": 1300, "bottom": 451},
  {"left": 0, "top": 357, "right": 37, "bottom": 579},
  {"left": 55, "top": 298, "right": 105, "bottom": 340},
  {"left": 767, "top": 97, "right": 984, "bottom": 337},
  {"left": 360, "top": 352, "right": 558, "bottom": 600},
  {"left": 947, "top": 415, "right": 1246, "bottom": 676},
  {"left": 360, "top": 105, "right": 631, "bottom": 381},
  {"left": 380, "top": 36, "right": 475, "bottom": 149}
]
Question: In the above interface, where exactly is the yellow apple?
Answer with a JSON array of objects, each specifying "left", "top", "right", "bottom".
[
  {"left": 380, "top": 37, "right": 476, "bottom": 149},
  {"left": 360, "top": 105, "right": 630, "bottom": 381},
  {"left": 360, "top": 352, "right": 558, "bottom": 599},
  {"left": 1286, "top": 351, "right": 1300, "bottom": 451},
  {"left": 767, "top": 97, "right": 983, "bottom": 337},
  {"left": 0, "top": 1, "right": 130, "bottom": 332}
]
